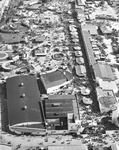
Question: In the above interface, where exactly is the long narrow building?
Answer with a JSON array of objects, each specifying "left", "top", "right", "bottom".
[
  {"left": 80, "top": 26, "right": 118, "bottom": 113},
  {"left": 81, "top": 29, "right": 96, "bottom": 66}
]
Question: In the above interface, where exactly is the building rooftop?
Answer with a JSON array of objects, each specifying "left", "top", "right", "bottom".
[
  {"left": 0, "top": 33, "right": 25, "bottom": 44},
  {"left": 6, "top": 75, "right": 44, "bottom": 130},
  {"left": 75, "top": 65, "right": 86, "bottom": 77},
  {"left": 74, "top": 51, "right": 83, "bottom": 57},
  {"left": 82, "top": 24, "right": 98, "bottom": 35},
  {"left": 75, "top": 57, "right": 84, "bottom": 64},
  {"left": 48, "top": 94, "right": 75, "bottom": 100},
  {"left": 26, "top": 4, "right": 42, "bottom": 10},
  {"left": 45, "top": 98, "right": 74, "bottom": 119},
  {"left": 98, "top": 79, "right": 118, "bottom": 94},
  {"left": 99, "top": 26, "right": 112, "bottom": 35},
  {"left": 93, "top": 62, "right": 115, "bottom": 81},
  {"left": 76, "top": 0, "right": 85, "bottom": 6},
  {"left": 96, "top": 87, "right": 117, "bottom": 113},
  {"left": 81, "top": 30, "right": 96, "bottom": 65},
  {"left": 48, "top": 145, "right": 88, "bottom": 150},
  {"left": 41, "top": 70, "right": 72, "bottom": 92}
]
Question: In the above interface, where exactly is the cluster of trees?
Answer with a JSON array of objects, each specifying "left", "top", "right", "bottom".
[{"left": 111, "top": 36, "right": 119, "bottom": 55}]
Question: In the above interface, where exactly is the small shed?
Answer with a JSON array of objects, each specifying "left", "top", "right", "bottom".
[
  {"left": 75, "top": 51, "right": 83, "bottom": 57},
  {"left": 75, "top": 65, "right": 86, "bottom": 77},
  {"left": 75, "top": 57, "right": 84, "bottom": 64},
  {"left": 98, "top": 26, "right": 112, "bottom": 35}
]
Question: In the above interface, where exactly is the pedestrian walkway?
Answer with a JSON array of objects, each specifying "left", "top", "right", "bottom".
[{"left": 0, "top": 104, "right": 1, "bottom": 131}]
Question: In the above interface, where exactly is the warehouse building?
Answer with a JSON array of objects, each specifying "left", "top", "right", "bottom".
[
  {"left": 81, "top": 30, "right": 96, "bottom": 65},
  {"left": 6, "top": 75, "right": 45, "bottom": 134},
  {"left": 43, "top": 95, "right": 80, "bottom": 131},
  {"left": 41, "top": 70, "right": 73, "bottom": 94},
  {"left": 94, "top": 62, "right": 118, "bottom": 93},
  {"left": 93, "top": 62, "right": 115, "bottom": 81}
]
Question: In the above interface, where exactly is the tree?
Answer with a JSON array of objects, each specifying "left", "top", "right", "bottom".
[
  {"left": 18, "top": 0, "right": 23, "bottom": 6},
  {"left": 99, "top": 0, "right": 105, "bottom": 6},
  {"left": 112, "top": 46, "right": 119, "bottom": 55}
]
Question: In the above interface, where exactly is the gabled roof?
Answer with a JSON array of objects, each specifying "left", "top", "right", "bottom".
[
  {"left": 6, "top": 75, "right": 43, "bottom": 127},
  {"left": 99, "top": 26, "right": 112, "bottom": 34},
  {"left": 41, "top": 70, "right": 72, "bottom": 90},
  {"left": 93, "top": 62, "right": 114, "bottom": 80}
]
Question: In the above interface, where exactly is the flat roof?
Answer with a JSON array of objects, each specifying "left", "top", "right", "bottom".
[
  {"left": 81, "top": 30, "right": 96, "bottom": 65},
  {"left": 48, "top": 94, "right": 75, "bottom": 100},
  {"left": 0, "top": 33, "right": 25, "bottom": 44},
  {"left": 26, "top": 4, "right": 41, "bottom": 10},
  {"left": 6, "top": 75, "right": 43, "bottom": 126},
  {"left": 82, "top": 24, "right": 98, "bottom": 35},
  {"left": 75, "top": 8, "right": 84, "bottom": 14},
  {"left": 45, "top": 99, "right": 73, "bottom": 119},
  {"left": 96, "top": 87, "right": 117, "bottom": 111},
  {"left": 0, "top": 144, "right": 12, "bottom": 150},
  {"left": 98, "top": 80, "right": 118, "bottom": 93},
  {"left": 17, "top": 23, "right": 29, "bottom": 32},
  {"left": 49, "top": 145, "right": 88, "bottom": 150}
]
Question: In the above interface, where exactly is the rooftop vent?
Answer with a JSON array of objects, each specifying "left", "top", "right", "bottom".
[
  {"left": 52, "top": 103, "right": 61, "bottom": 107},
  {"left": 19, "top": 82, "right": 24, "bottom": 87},
  {"left": 20, "top": 93, "right": 25, "bottom": 98},
  {"left": 54, "top": 113, "right": 59, "bottom": 116},
  {"left": 21, "top": 106, "right": 27, "bottom": 110}
]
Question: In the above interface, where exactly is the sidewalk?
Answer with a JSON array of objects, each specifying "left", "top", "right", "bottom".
[{"left": 0, "top": 103, "right": 1, "bottom": 131}]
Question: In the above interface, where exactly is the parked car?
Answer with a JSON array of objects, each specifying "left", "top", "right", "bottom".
[{"left": 81, "top": 125, "right": 106, "bottom": 135}]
